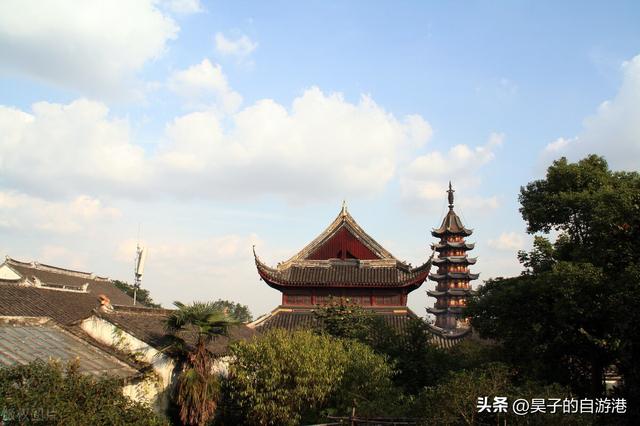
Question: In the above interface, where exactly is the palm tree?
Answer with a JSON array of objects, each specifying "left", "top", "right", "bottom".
[{"left": 164, "top": 301, "right": 236, "bottom": 426}]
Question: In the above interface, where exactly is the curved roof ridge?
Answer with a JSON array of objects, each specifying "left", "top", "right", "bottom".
[
  {"left": 7, "top": 257, "right": 95, "bottom": 279},
  {"left": 278, "top": 206, "right": 397, "bottom": 268}
]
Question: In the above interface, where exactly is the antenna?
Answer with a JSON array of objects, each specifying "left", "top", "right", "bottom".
[{"left": 133, "top": 243, "right": 147, "bottom": 306}]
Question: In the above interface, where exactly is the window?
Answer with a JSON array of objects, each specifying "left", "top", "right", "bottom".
[{"left": 375, "top": 294, "right": 401, "bottom": 306}]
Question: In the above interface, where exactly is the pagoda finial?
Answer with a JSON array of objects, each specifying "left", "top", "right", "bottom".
[
  {"left": 341, "top": 200, "right": 348, "bottom": 216},
  {"left": 447, "top": 181, "right": 455, "bottom": 210}
]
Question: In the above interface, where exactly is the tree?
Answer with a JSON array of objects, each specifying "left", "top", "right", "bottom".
[
  {"left": 209, "top": 299, "right": 252, "bottom": 322},
  {"left": 467, "top": 262, "right": 614, "bottom": 395},
  {"left": 312, "top": 296, "right": 375, "bottom": 340},
  {"left": 312, "top": 299, "right": 454, "bottom": 395},
  {"left": 221, "top": 329, "right": 398, "bottom": 425},
  {"left": 417, "top": 363, "right": 588, "bottom": 426},
  {"left": 518, "top": 155, "right": 640, "bottom": 272},
  {"left": 164, "top": 301, "right": 235, "bottom": 426},
  {"left": 468, "top": 154, "right": 640, "bottom": 420},
  {"left": 0, "top": 359, "right": 166, "bottom": 426},
  {"left": 113, "top": 280, "right": 161, "bottom": 308}
]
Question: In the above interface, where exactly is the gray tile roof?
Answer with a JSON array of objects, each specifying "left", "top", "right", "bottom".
[
  {"left": 94, "top": 305, "right": 256, "bottom": 356},
  {"left": 255, "top": 258, "right": 432, "bottom": 288},
  {"left": 0, "top": 317, "right": 138, "bottom": 378},
  {"left": 249, "top": 306, "right": 470, "bottom": 348},
  {"left": 0, "top": 258, "right": 134, "bottom": 325}
]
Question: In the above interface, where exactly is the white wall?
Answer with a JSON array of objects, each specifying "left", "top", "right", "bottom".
[{"left": 80, "top": 315, "right": 176, "bottom": 410}]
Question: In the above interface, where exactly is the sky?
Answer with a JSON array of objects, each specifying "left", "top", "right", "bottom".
[{"left": 1, "top": 0, "right": 639, "bottom": 319}]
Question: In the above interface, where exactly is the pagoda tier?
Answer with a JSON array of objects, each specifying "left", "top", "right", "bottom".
[
  {"left": 254, "top": 203, "right": 432, "bottom": 309},
  {"left": 432, "top": 256, "right": 476, "bottom": 265},
  {"left": 431, "top": 241, "right": 475, "bottom": 251},
  {"left": 428, "top": 183, "right": 478, "bottom": 331}
]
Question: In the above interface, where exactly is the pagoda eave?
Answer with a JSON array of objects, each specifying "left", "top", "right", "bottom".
[
  {"left": 428, "top": 272, "right": 480, "bottom": 281},
  {"left": 447, "top": 288, "right": 475, "bottom": 296},
  {"left": 431, "top": 242, "right": 475, "bottom": 251},
  {"left": 433, "top": 257, "right": 477, "bottom": 265},
  {"left": 431, "top": 229, "right": 473, "bottom": 238}
]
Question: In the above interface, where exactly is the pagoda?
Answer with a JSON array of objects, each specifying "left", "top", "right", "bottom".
[
  {"left": 427, "top": 183, "right": 478, "bottom": 331},
  {"left": 251, "top": 203, "right": 433, "bottom": 332}
]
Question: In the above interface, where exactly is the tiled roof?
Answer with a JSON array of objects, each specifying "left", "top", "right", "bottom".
[
  {"left": 0, "top": 258, "right": 134, "bottom": 325},
  {"left": 250, "top": 306, "right": 419, "bottom": 333},
  {"left": 432, "top": 241, "right": 475, "bottom": 250},
  {"left": 4, "top": 258, "right": 134, "bottom": 305},
  {"left": 94, "top": 305, "right": 256, "bottom": 356},
  {"left": 0, "top": 316, "right": 138, "bottom": 378},
  {"left": 248, "top": 306, "right": 469, "bottom": 348},
  {"left": 253, "top": 205, "right": 433, "bottom": 289},
  {"left": 255, "top": 258, "right": 432, "bottom": 288},
  {"left": 432, "top": 256, "right": 477, "bottom": 265},
  {"left": 428, "top": 272, "right": 480, "bottom": 281},
  {"left": 279, "top": 205, "right": 397, "bottom": 265},
  {"left": 432, "top": 209, "right": 473, "bottom": 237}
]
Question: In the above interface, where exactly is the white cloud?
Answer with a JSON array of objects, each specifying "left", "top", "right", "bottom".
[
  {"left": 406, "top": 132, "right": 503, "bottom": 181},
  {"left": 544, "top": 137, "right": 576, "bottom": 154},
  {"left": 157, "top": 87, "right": 431, "bottom": 200},
  {"left": 163, "top": 0, "right": 203, "bottom": 15},
  {"left": 0, "top": 100, "right": 149, "bottom": 197},
  {"left": 488, "top": 232, "right": 525, "bottom": 251},
  {"left": 0, "top": 0, "right": 178, "bottom": 97},
  {"left": 0, "top": 191, "right": 120, "bottom": 234},
  {"left": 0, "top": 88, "right": 431, "bottom": 202},
  {"left": 400, "top": 133, "right": 503, "bottom": 211},
  {"left": 542, "top": 54, "right": 640, "bottom": 171},
  {"left": 215, "top": 32, "right": 258, "bottom": 59},
  {"left": 168, "top": 59, "right": 242, "bottom": 113},
  {"left": 39, "top": 245, "right": 89, "bottom": 270}
]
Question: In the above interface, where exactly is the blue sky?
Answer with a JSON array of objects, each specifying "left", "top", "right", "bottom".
[{"left": 1, "top": 0, "right": 639, "bottom": 318}]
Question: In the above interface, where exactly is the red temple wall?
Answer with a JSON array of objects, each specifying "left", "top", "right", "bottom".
[
  {"left": 307, "top": 227, "right": 379, "bottom": 260},
  {"left": 282, "top": 288, "right": 406, "bottom": 307}
]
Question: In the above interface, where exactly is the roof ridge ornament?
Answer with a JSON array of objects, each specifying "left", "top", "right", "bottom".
[
  {"left": 447, "top": 181, "right": 455, "bottom": 210},
  {"left": 341, "top": 200, "right": 348, "bottom": 217}
]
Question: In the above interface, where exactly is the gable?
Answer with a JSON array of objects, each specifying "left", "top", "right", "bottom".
[
  {"left": 0, "top": 264, "right": 22, "bottom": 281},
  {"left": 307, "top": 225, "right": 380, "bottom": 260}
]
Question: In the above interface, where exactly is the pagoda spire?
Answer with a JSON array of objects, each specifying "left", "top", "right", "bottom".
[
  {"left": 447, "top": 181, "right": 455, "bottom": 210},
  {"left": 427, "top": 182, "right": 478, "bottom": 332}
]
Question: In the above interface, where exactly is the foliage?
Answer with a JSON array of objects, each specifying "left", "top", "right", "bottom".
[
  {"left": 164, "top": 301, "right": 235, "bottom": 426},
  {"left": 467, "top": 262, "right": 614, "bottom": 395},
  {"left": 373, "top": 317, "right": 454, "bottom": 394},
  {"left": 0, "top": 359, "right": 166, "bottom": 426},
  {"left": 326, "top": 338, "right": 399, "bottom": 418},
  {"left": 312, "top": 296, "right": 374, "bottom": 340},
  {"left": 113, "top": 279, "right": 161, "bottom": 308},
  {"left": 312, "top": 297, "right": 454, "bottom": 395},
  {"left": 209, "top": 299, "right": 253, "bottom": 322},
  {"left": 517, "top": 235, "right": 556, "bottom": 274},
  {"left": 417, "top": 363, "right": 589, "bottom": 426},
  {"left": 221, "top": 329, "right": 398, "bottom": 425},
  {"left": 468, "top": 154, "right": 640, "bottom": 423},
  {"left": 518, "top": 154, "right": 640, "bottom": 272}
]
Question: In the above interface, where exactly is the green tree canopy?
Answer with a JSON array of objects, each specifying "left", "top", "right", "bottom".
[
  {"left": 112, "top": 280, "right": 161, "bottom": 308},
  {"left": 468, "top": 154, "right": 640, "bottom": 423},
  {"left": 209, "top": 299, "right": 253, "bottom": 322},
  {"left": 417, "top": 363, "right": 588, "bottom": 426},
  {"left": 0, "top": 360, "right": 165, "bottom": 426},
  {"left": 221, "top": 329, "right": 398, "bottom": 425},
  {"left": 164, "top": 301, "right": 236, "bottom": 426}
]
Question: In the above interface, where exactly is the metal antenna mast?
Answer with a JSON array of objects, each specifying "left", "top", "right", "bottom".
[{"left": 133, "top": 226, "right": 147, "bottom": 306}]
